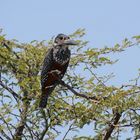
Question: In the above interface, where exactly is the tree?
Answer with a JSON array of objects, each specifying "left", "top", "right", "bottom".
[{"left": 0, "top": 29, "right": 140, "bottom": 140}]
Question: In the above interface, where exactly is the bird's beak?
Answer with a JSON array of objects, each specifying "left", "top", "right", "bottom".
[{"left": 63, "top": 39, "right": 78, "bottom": 45}]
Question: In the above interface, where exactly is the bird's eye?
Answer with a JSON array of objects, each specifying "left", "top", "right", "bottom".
[
  {"left": 59, "top": 37, "right": 63, "bottom": 40},
  {"left": 67, "top": 36, "right": 70, "bottom": 39}
]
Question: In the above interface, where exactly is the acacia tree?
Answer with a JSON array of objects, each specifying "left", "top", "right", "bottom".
[{"left": 0, "top": 29, "right": 140, "bottom": 140}]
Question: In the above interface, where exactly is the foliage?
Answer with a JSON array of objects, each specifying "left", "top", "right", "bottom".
[{"left": 0, "top": 29, "right": 140, "bottom": 140}]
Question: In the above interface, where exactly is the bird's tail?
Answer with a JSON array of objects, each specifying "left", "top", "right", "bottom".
[{"left": 39, "top": 86, "right": 56, "bottom": 108}]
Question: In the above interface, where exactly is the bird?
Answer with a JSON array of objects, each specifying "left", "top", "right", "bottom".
[{"left": 39, "top": 34, "right": 77, "bottom": 108}]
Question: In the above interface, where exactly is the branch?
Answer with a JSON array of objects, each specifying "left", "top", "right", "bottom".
[
  {"left": 103, "top": 112, "right": 121, "bottom": 140},
  {"left": 13, "top": 106, "right": 28, "bottom": 140},
  {"left": 0, "top": 115, "right": 14, "bottom": 139},
  {"left": 0, "top": 66, "right": 2, "bottom": 80},
  {"left": 0, "top": 54, "right": 17, "bottom": 74},
  {"left": 2, "top": 40, "right": 20, "bottom": 59},
  {"left": 85, "top": 64, "right": 106, "bottom": 87},
  {"left": 39, "top": 109, "right": 49, "bottom": 140},
  {"left": 0, "top": 80, "right": 21, "bottom": 101},
  {"left": 0, "top": 130, "right": 11, "bottom": 140},
  {"left": 120, "top": 123, "right": 140, "bottom": 128},
  {"left": 59, "top": 80, "right": 102, "bottom": 102},
  {"left": 25, "top": 124, "right": 34, "bottom": 140},
  {"left": 62, "top": 122, "right": 76, "bottom": 140},
  {"left": 25, "top": 119, "right": 40, "bottom": 139},
  {"left": 13, "top": 91, "right": 30, "bottom": 140},
  {"left": 0, "top": 135, "right": 4, "bottom": 140}
]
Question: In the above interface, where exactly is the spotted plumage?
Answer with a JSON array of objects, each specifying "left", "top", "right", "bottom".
[{"left": 39, "top": 34, "right": 77, "bottom": 108}]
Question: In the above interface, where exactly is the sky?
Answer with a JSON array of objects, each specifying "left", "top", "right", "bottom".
[{"left": 0, "top": 0, "right": 140, "bottom": 139}]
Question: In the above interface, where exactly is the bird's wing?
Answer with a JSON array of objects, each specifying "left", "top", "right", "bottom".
[
  {"left": 41, "top": 48, "right": 53, "bottom": 88},
  {"left": 60, "top": 60, "right": 70, "bottom": 78}
]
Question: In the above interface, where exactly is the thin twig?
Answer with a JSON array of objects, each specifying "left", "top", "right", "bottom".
[
  {"left": 25, "top": 124, "right": 34, "bottom": 140},
  {"left": 62, "top": 122, "right": 75, "bottom": 140},
  {"left": 86, "top": 64, "right": 106, "bottom": 87}
]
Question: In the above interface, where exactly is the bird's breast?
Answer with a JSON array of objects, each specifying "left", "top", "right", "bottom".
[{"left": 53, "top": 47, "right": 70, "bottom": 65}]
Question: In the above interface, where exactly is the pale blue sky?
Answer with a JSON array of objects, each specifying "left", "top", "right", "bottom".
[{"left": 0, "top": 0, "right": 140, "bottom": 139}]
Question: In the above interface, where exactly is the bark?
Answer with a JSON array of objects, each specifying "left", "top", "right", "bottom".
[{"left": 103, "top": 112, "right": 121, "bottom": 140}]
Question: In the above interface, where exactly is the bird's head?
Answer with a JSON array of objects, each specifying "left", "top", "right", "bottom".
[{"left": 54, "top": 34, "right": 78, "bottom": 46}]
